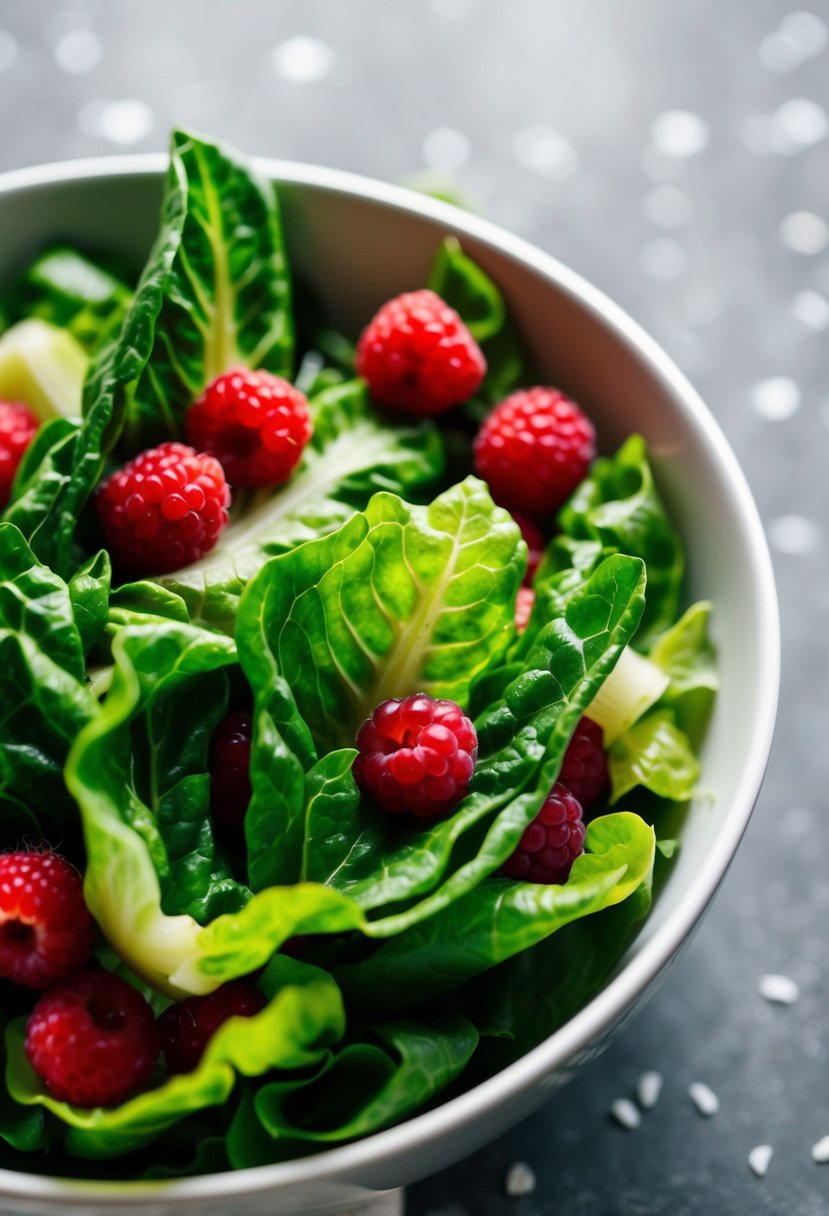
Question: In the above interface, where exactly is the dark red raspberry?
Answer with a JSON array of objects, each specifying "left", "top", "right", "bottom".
[
  {"left": 186, "top": 368, "right": 312, "bottom": 489},
  {"left": 95, "top": 442, "right": 230, "bottom": 575},
  {"left": 474, "top": 387, "right": 596, "bottom": 517},
  {"left": 158, "top": 981, "right": 266, "bottom": 1074},
  {"left": 559, "top": 716, "right": 609, "bottom": 813},
  {"left": 209, "top": 710, "right": 252, "bottom": 830},
  {"left": 502, "top": 782, "right": 585, "bottom": 884},
  {"left": 512, "top": 511, "right": 545, "bottom": 585},
  {"left": 0, "top": 400, "right": 38, "bottom": 508},
  {"left": 25, "top": 969, "right": 159, "bottom": 1106},
  {"left": 515, "top": 586, "right": 535, "bottom": 633},
  {"left": 352, "top": 693, "right": 478, "bottom": 819},
  {"left": 0, "top": 851, "right": 93, "bottom": 989},
  {"left": 356, "top": 289, "right": 486, "bottom": 416}
]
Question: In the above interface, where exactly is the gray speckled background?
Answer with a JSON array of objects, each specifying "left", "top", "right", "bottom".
[{"left": 1, "top": 1, "right": 827, "bottom": 1212}]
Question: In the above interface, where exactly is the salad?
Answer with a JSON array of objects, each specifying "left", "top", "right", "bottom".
[{"left": 0, "top": 129, "right": 716, "bottom": 1178}]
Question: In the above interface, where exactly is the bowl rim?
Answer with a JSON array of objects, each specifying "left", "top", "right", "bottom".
[{"left": 0, "top": 152, "right": 780, "bottom": 1205}]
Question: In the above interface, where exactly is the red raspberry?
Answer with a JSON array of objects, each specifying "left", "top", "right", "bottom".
[
  {"left": 0, "top": 851, "right": 93, "bottom": 989},
  {"left": 0, "top": 400, "right": 38, "bottom": 508},
  {"left": 210, "top": 710, "right": 252, "bottom": 830},
  {"left": 559, "top": 716, "right": 609, "bottom": 812},
  {"left": 515, "top": 586, "right": 535, "bottom": 633},
  {"left": 352, "top": 693, "right": 478, "bottom": 819},
  {"left": 474, "top": 387, "right": 596, "bottom": 517},
  {"left": 186, "top": 368, "right": 312, "bottom": 489},
  {"left": 502, "top": 782, "right": 585, "bottom": 884},
  {"left": 356, "top": 289, "right": 486, "bottom": 416},
  {"left": 25, "top": 969, "right": 159, "bottom": 1107},
  {"left": 512, "top": 511, "right": 545, "bottom": 585},
  {"left": 158, "top": 981, "right": 266, "bottom": 1074},
  {"left": 95, "top": 442, "right": 230, "bottom": 575}
]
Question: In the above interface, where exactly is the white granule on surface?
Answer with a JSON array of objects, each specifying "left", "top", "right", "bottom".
[
  {"left": 688, "top": 1082, "right": 720, "bottom": 1117},
  {"left": 637, "top": 1070, "right": 664, "bottom": 1110},
  {"left": 748, "top": 1144, "right": 773, "bottom": 1177},
  {"left": 610, "top": 1098, "right": 642, "bottom": 1129},
  {"left": 759, "top": 973, "right": 801, "bottom": 1005},
  {"left": 504, "top": 1161, "right": 536, "bottom": 1196},
  {"left": 812, "top": 1135, "right": 829, "bottom": 1163}
]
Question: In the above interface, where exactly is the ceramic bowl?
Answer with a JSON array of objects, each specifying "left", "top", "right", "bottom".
[{"left": 0, "top": 157, "right": 779, "bottom": 1216}]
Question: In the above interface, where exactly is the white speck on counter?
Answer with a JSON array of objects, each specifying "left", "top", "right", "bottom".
[
  {"left": 504, "top": 1162, "right": 536, "bottom": 1196},
  {"left": 768, "top": 514, "right": 822, "bottom": 555},
  {"left": 688, "top": 1082, "right": 719, "bottom": 1117},
  {"left": 54, "top": 28, "right": 102, "bottom": 74},
  {"left": 513, "top": 126, "right": 579, "bottom": 181},
  {"left": 77, "top": 99, "right": 153, "bottom": 145},
  {"left": 0, "top": 29, "right": 17, "bottom": 73},
  {"left": 651, "top": 110, "right": 709, "bottom": 158},
  {"left": 610, "top": 1098, "right": 641, "bottom": 1129},
  {"left": 270, "top": 36, "right": 333, "bottom": 84},
  {"left": 637, "top": 1070, "right": 664, "bottom": 1110},
  {"left": 812, "top": 1135, "right": 829, "bottom": 1163},
  {"left": 638, "top": 238, "right": 687, "bottom": 281},
  {"left": 748, "top": 1144, "right": 773, "bottom": 1177},
  {"left": 759, "top": 973, "right": 801, "bottom": 1004},
  {"left": 793, "top": 290, "right": 829, "bottom": 330},
  {"left": 422, "top": 127, "right": 470, "bottom": 172},
  {"left": 644, "top": 184, "right": 692, "bottom": 228},
  {"left": 750, "top": 377, "right": 801, "bottom": 420},
  {"left": 780, "top": 211, "right": 829, "bottom": 255}
]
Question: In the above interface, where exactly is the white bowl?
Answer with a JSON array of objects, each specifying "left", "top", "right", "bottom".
[{"left": 0, "top": 156, "right": 779, "bottom": 1216}]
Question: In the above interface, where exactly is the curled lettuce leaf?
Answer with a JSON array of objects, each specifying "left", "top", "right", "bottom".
[
  {"left": 5, "top": 958, "right": 344, "bottom": 1159},
  {"left": 237, "top": 477, "right": 525, "bottom": 755},
  {"left": 608, "top": 709, "right": 700, "bottom": 804},
  {"left": 558, "top": 435, "right": 684, "bottom": 648},
  {"left": 650, "top": 600, "right": 718, "bottom": 742}
]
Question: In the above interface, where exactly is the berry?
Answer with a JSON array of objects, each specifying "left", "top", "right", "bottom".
[
  {"left": 0, "top": 400, "right": 38, "bottom": 508},
  {"left": 512, "top": 511, "right": 545, "bottom": 585},
  {"left": 474, "top": 387, "right": 596, "bottom": 517},
  {"left": 95, "top": 442, "right": 231, "bottom": 575},
  {"left": 356, "top": 289, "right": 486, "bottom": 416},
  {"left": 515, "top": 586, "right": 535, "bottom": 633},
  {"left": 186, "top": 368, "right": 312, "bottom": 489},
  {"left": 210, "top": 710, "right": 253, "bottom": 830},
  {"left": 25, "top": 969, "right": 159, "bottom": 1107},
  {"left": 158, "top": 981, "right": 266, "bottom": 1074},
  {"left": 502, "top": 782, "right": 585, "bottom": 884},
  {"left": 0, "top": 851, "right": 93, "bottom": 989},
  {"left": 352, "top": 693, "right": 478, "bottom": 819},
  {"left": 559, "top": 716, "right": 608, "bottom": 812}
]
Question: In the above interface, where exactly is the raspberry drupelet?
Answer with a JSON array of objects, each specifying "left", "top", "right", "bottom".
[
  {"left": 209, "top": 710, "right": 253, "bottom": 830},
  {"left": 474, "top": 387, "right": 596, "bottom": 517},
  {"left": 502, "top": 782, "right": 586, "bottom": 884},
  {"left": 353, "top": 693, "right": 478, "bottom": 819},
  {"left": 0, "top": 400, "right": 38, "bottom": 508},
  {"left": 559, "top": 716, "right": 609, "bottom": 813},
  {"left": 25, "top": 969, "right": 159, "bottom": 1107},
  {"left": 158, "top": 980, "right": 266, "bottom": 1074},
  {"left": 186, "top": 368, "right": 312, "bottom": 489},
  {"left": 356, "top": 289, "right": 486, "bottom": 416},
  {"left": 0, "top": 851, "right": 93, "bottom": 989},
  {"left": 95, "top": 442, "right": 230, "bottom": 575}
]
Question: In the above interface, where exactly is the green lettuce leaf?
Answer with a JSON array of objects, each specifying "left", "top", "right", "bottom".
[
  {"left": 228, "top": 1012, "right": 478, "bottom": 1166},
  {"left": 558, "top": 435, "right": 684, "bottom": 647},
  {"left": 124, "top": 128, "right": 293, "bottom": 449},
  {"left": 608, "top": 708, "right": 700, "bottom": 804},
  {"left": 336, "top": 812, "right": 655, "bottom": 1013},
  {"left": 237, "top": 478, "right": 524, "bottom": 755},
  {"left": 148, "top": 379, "right": 444, "bottom": 633},
  {"left": 650, "top": 600, "right": 717, "bottom": 742},
  {"left": 5, "top": 958, "right": 344, "bottom": 1159},
  {"left": 67, "top": 550, "right": 111, "bottom": 657}
]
